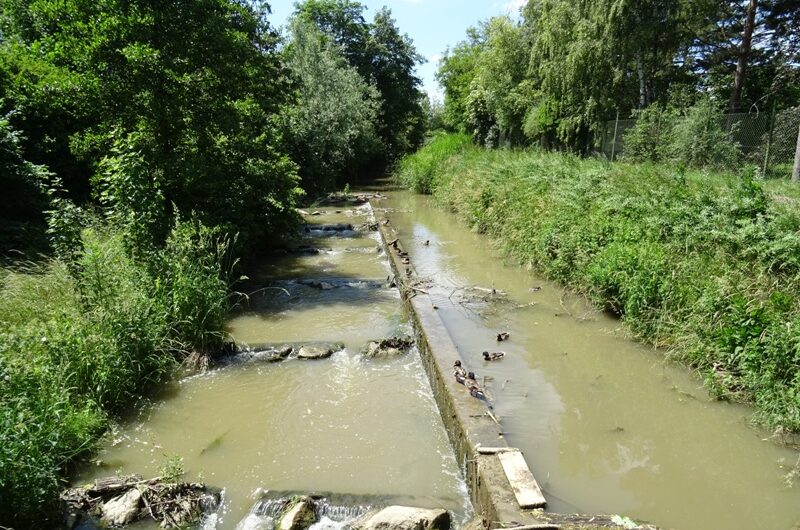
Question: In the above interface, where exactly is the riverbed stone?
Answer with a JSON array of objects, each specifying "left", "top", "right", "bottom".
[
  {"left": 279, "top": 496, "right": 317, "bottom": 530},
  {"left": 297, "top": 343, "right": 342, "bottom": 359},
  {"left": 363, "top": 337, "right": 414, "bottom": 358},
  {"left": 352, "top": 506, "right": 450, "bottom": 530},
  {"left": 100, "top": 487, "right": 142, "bottom": 526}
]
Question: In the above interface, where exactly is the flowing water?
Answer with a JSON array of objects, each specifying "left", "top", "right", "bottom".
[
  {"left": 76, "top": 202, "right": 471, "bottom": 529},
  {"left": 76, "top": 187, "right": 800, "bottom": 530},
  {"left": 381, "top": 190, "right": 800, "bottom": 530}
]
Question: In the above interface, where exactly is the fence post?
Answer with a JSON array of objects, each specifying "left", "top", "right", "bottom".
[
  {"left": 792, "top": 120, "right": 800, "bottom": 182},
  {"left": 762, "top": 100, "right": 776, "bottom": 177},
  {"left": 610, "top": 110, "right": 620, "bottom": 162}
]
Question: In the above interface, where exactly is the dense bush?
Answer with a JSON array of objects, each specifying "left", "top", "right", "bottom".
[
  {"left": 0, "top": 219, "right": 230, "bottom": 525},
  {"left": 395, "top": 133, "right": 472, "bottom": 193},
  {"left": 398, "top": 134, "right": 800, "bottom": 432},
  {"left": 623, "top": 97, "right": 741, "bottom": 169}
]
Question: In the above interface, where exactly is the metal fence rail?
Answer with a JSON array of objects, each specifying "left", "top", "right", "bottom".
[{"left": 598, "top": 107, "right": 800, "bottom": 178}]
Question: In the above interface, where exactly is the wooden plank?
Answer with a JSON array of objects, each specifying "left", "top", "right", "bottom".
[
  {"left": 476, "top": 446, "right": 518, "bottom": 455},
  {"left": 497, "top": 450, "right": 547, "bottom": 509}
]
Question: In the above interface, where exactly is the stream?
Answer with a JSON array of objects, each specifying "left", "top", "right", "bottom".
[
  {"left": 381, "top": 189, "right": 800, "bottom": 530},
  {"left": 76, "top": 186, "right": 800, "bottom": 530},
  {"left": 76, "top": 200, "right": 471, "bottom": 529}
]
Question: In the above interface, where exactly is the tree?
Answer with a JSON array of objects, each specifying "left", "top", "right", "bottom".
[
  {"left": 281, "top": 19, "right": 381, "bottom": 194},
  {"left": 0, "top": 0, "right": 301, "bottom": 246},
  {"left": 437, "top": 28, "right": 485, "bottom": 133},
  {"left": 294, "top": 0, "right": 426, "bottom": 162},
  {"left": 368, "top": 7, "right": 426, "bottom": 159},
  {"left": 687, "top": 0, "right": 800, "bottom": 112}
]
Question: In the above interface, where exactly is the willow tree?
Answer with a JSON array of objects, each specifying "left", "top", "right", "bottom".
[{"left": 525, "top": 0, "right": 696, "bottom": 147}]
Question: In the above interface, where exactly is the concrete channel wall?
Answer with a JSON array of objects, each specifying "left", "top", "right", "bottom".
[
  {"left": 369, "top": 201, "right": 659, "bottom": 530},
  {"left": 371, "top": 203, "right": 547, "bottom": 529}
]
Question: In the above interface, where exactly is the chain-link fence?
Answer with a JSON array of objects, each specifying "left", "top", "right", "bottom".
[{"left": 598, "top": 107, "right": 800, "bottom": 179}]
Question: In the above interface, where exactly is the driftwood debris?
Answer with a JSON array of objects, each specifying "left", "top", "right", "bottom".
[{"left": 61, "top": 475, "right": 218, "bottom": 529}]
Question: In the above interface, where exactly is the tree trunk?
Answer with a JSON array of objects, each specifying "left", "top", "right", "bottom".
[
  {"left": 729, "top": 0, "right": 758, "bottom": 112},
  {"left": 636, "top": 52, "right": 647, "bottom": 109},
  {"left": 792, "top": 121, "right": 800, "bottom": 182}
]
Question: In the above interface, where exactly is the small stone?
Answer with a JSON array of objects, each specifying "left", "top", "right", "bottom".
[
  {"left": 363, "top": 337, "right": 413, "bottom": 358},
  {"left": 297, "top": 344, "right": 340, "bottom": 359}
]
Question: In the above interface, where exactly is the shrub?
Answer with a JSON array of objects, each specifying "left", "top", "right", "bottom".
[
  {"left": 0, "top": 218, "right": 230, "bottom": 525},
  {"left": 623, "top": 97, "right": 741, "bottom": 169},
  {"left": 395, "top": 133, "right": 472, "bottom": 193}
]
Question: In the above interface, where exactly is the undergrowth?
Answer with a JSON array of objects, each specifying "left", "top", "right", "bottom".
[
  {"left": 397, "top": 133, "right": 800, "bottom": 433},
  {"left": 0, "top": 219, "right": 230, "bottom": 525}
]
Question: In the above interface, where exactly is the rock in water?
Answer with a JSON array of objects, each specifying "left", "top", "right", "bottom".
[
  {"left": 363, "top": 337, "right": 414, "bottom": 358},
  {"left": 353, "top": 506, "right": 450, "bottom": 530},
  {"left": 297, "top": 343, "right": 341, "bottom": 359},
  {"left": 100, "top": 487, "right": 142, "bottom": 526},
  {"left": 279, "top": 497, "right": 317, "bottom": 530}
]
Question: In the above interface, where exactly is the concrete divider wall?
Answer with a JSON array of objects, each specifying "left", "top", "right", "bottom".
[{"left": 371, "top": 205, "right": 544, "bottom": 529}]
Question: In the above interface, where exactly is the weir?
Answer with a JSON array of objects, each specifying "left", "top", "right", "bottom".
[
  {"left": 70, "top": 190, "right": 800, "bottom": 530},
  {"left": 73, "top": 199, "right": 472, "bottom": 529}
]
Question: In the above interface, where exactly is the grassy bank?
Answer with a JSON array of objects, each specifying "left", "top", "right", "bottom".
[
  {"left": 0, "top": 220, "right": 230, "bottom": 525},
  {"left": 397, "top": 133, "right": 800, "bottom": 433}
]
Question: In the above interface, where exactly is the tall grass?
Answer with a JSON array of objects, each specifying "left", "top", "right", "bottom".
[
  {"left": 395, "top": 132, "right": 472, "bottom": 194},
  {"left": 398, "top": 134, "right": 800, "bottom": 433},
  {"left": 0, "top": 219, "right": 230, "bottom": 525}
]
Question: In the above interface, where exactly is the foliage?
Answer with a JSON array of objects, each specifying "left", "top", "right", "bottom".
[
  {"left": 0, "top": 114, "right": 50, "bottom": 255},
  {"left": 666, "top": 96, "right": 741, "bottom": 169},
  {"left": 623, "top": 96, "right": 740, "bottom": 169},
  {"left": 0, "top": 218, "right": 230, "bottom": 525},
  {"left": 0, "top": 0, "right": 302, "bottom": 248},
  {"left": 436, "top": 0, "right": 799, "bottom": 151},
  {"left": 621, "top": 105, "right": 677, "bottom": 163},
  {"left": 395, "top": 132, "right": 471, "bottom": 194},
  {"left": 293, "top": 0, "right": 426, "bottom": 163},
  {"left": 281, "top": 19, "right": 381, "bottom": 195},
  {"left": 399, "top": 134, "right": 800, "bottom": 432}
]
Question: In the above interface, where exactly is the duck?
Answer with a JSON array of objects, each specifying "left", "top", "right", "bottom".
[
  {"left": 453, "top": 360, "right": 467, "bottom": 384},
  {"left": 465, "top": 371, "right": 487, "bottom": 400},
  {"left": 483, "top": 351, "right": 505, "bottom": 361},
  {"left": 496, "top": 332, "right": 510, "bottom": 342}
]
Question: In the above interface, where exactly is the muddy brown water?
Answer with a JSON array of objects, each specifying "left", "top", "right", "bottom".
[
  {"left": 76, "top": 203, "right": 471, "bottom": 529},
  {"left": 76, "top": 189, "right": 800, "bottom": 530},
  {"left": 382, "top": 191, "right": 800, "bottom": 530}
]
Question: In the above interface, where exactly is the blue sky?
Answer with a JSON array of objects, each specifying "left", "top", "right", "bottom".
[{"left": 267, "top": 0, "right": 526, "bottom": 99}]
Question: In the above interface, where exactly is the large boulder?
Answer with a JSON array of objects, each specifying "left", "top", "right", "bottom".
[
  {"left": 100, "top": 487, "right": 142, "bottom": 526},
  {"left": 352, "top": 506, "right": 450, "bottom": 530},
  {"left": 279, "top": 497, "right": 317, "bottom": 530},
  {"left": 297, "top": 343, "right": 342, "bottom": 360}
]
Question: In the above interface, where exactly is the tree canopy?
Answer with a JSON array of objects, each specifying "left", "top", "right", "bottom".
[{"left": 438, "top": 0, "right": 800, "bottom": 150}]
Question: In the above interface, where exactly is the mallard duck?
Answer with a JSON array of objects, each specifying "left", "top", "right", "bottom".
[
  {"left": 483, "top": 351, "right": 505, "bottom": 361},
  {"left": 453, "top": 360, "right": 467, "bottom": 384},
  {"left": 496, "top": 332, "right": 510, "bottom": 342},
  {"left": 465, "top": 372, "right": 486, "bottom": 399}
]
